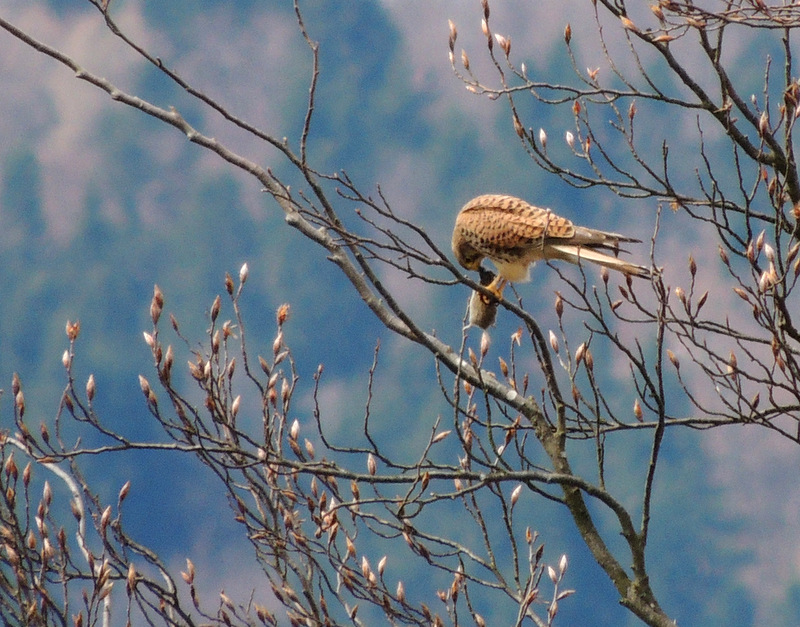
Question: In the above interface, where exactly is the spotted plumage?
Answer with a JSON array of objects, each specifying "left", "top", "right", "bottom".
[{"left": 452, "top": 194, "right": 650, "bottom": 289}]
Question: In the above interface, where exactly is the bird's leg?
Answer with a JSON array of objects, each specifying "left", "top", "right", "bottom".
[
  {"left": 477, "top": 266, "right": 506, "bottom": 301},
  {"left": 487, "top": 275, "right": 507, "bottom": 301}
]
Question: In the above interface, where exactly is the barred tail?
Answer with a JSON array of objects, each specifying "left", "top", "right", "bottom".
[{"left": 548, "top": 244, "right": 651, "bottom": 278}]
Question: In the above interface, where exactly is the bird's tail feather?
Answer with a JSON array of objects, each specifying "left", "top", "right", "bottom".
[
  {"left": 570, "top": 227, "right": 640, "bottom": 252},
  {"left": 548, "top": 244, "right": 651, "bottom": 278}
]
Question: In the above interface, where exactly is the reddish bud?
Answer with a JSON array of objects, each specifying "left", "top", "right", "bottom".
[
  {"left": 621, "top": 15, "right": 639, "bottom": 32},
  {"left": 667, "top": 349, "right": 680, "bottom": 371},
  {"left": 276, "top": 303, "right": 290, "bottom": 325},
  {"left": 66, "top": 320, "right": 81, "bottom": 341}
]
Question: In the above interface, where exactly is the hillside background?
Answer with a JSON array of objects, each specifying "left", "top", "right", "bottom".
[{"left": 1, "top": 1, "right": 798, "bottom": 625}]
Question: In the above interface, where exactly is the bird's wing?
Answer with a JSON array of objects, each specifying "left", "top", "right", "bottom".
[{"left": 456, "top": 195, "right": 576, "bottom": 253}]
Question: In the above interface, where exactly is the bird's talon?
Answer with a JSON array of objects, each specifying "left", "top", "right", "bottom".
[{"left": 487, "top": 276, "right": 507, "bottom": 301}]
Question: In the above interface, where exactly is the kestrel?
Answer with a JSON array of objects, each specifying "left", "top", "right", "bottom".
[{"left": 452, "top": 194, "right": 650, "bottom": 300}]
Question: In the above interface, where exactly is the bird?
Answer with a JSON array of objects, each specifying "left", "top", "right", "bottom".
[{"left": 452, "top": 194, "right": 650, "bottom": 300}]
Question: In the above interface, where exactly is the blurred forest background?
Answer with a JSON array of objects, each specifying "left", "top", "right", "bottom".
[{"left": 1, "top": 0, "right": 798, "bottom": 625}]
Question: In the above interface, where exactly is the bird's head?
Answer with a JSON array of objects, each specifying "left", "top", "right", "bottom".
[{"left": 453, "top": 238, "right": 484, "bottom": 271}]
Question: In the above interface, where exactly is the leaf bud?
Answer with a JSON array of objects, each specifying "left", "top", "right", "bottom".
[
  {"left": 66, "top": 320, "right": 81, "bottom": 341},
  {"left": 448, "top": 19, "right": 457, "bottom": 48},
  {"left": 277, "top": 303, "right": 291, "bottom": 325},
  {"left": 138, "top": 375, "right": 151, "bottom": 398},
  {"left": 575, "top": 342, "right": 586, "bottom": 365},
  {"left": 756, "top": 230, "right": 765, "bottom": 252},
  {"left": 759, "top": 110, "right": 769, "bottom": 136},
  {"left": 549, "top": 330, "right": 559, "bottom": 353},
  {"left": 535, "top": 129, "right": 547, "bottom": 153},
  {"left": 480, "top": 330, "right": 491, "bottom": 357},
  {"left": 494, "top": 33, "right": 511, "bottom": 57},
  {"left": 86, "top": 374, "right": 96, "bottom": 402},
  {"left": 584, "top": 348, "right": 594, "bottom": 372},
  {"left": 510, "top": 484, "right": 523, "bottom": 506},
  {"left": 620, "top": 15, "right": 639, "bottom": 32},
  {"left": 481, "top": 18, "right": 490, "bottom": 40}
]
